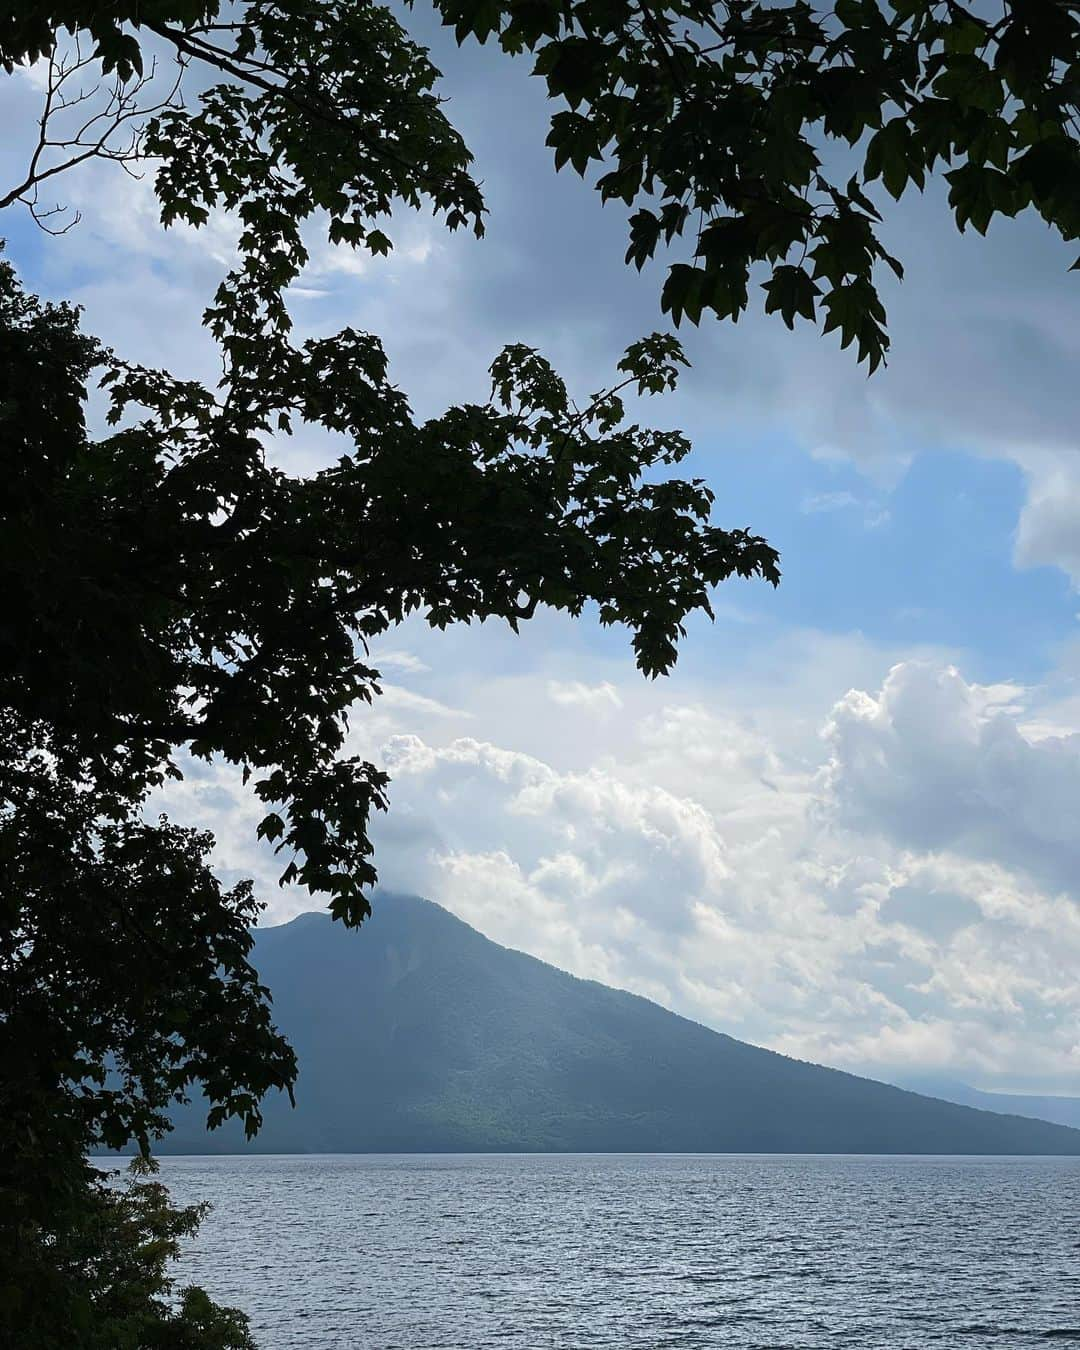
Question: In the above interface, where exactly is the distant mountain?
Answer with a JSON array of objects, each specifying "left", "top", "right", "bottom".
[
  {"left": 895, "top": 1076, "right": 1080, "bottom": 1132},
  {"left": 160, "top": 894, "right": 1080, "bottom": 1155}
]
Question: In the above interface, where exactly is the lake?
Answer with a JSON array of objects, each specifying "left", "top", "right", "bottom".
[{"left": 155, "top": 1153, "right": 1080, "bottom": 1348}]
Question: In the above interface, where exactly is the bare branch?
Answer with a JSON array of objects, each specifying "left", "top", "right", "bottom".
[
  {"left": 0, "top": 37, "right": 186, "bottom": 231},
  {"left": 26, "top": 189, "right": 83, "bottom": 236}
]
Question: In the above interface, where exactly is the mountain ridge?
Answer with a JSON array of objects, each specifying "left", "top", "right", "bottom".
[
  {"left": 894, "top": 1076, "right": 1080, "bottom": 1131},
  {"left": 155, "top": 893, "right": 1080, "bottom": 1155}
]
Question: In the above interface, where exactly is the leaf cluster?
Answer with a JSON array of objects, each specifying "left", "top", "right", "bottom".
[
  {"left": 0, "top": 704, "right": 294, "bottom": 1345},
  {"left": 0, "top": 1153, "right": 256, "bottom": 1349},
  {"left": 0, "top": 722, "right": 297, "bottom": 1151},
  {"left": 427, "top": 0, "right": 1080, "bottom": 370}
]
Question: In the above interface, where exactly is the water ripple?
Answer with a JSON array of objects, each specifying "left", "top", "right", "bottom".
[{"left": 157, "top": 1153, "right": 1080, "bottom": 1349}]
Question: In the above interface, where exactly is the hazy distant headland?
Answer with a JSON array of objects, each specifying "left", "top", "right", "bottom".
[{"left": 152, "top": 894, "right": 1080, "bottom": 1157}]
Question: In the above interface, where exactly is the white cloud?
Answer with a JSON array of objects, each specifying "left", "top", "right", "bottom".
[
  {"left": 822, "top": 661, "right": 1080, "bottom": 893},
  {"left": 372, "top": 649, "right": 431, "bottom": 675},
  {"left": 378, "top": 685, "right": 471, "bottom": 720},
  {"left": 1013, "top": 449, "right": 1080, "bottom": 585},
  {"left": 149, "top": 636, "right": 1080, "bottom": 1092},
  {"left": 547, "top": 679, "right": 623, "bottom": 711},
  {"left": 801, "top": 491, "right": 859, "bottom": 514}
]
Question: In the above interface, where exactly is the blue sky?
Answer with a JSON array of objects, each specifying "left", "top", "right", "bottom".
[
  {"left": 5, "top": 17, "right": 1080, "bottom": 1095},
  {"left": 694, "top": 441, "right": 1074, "bottom": 680}
]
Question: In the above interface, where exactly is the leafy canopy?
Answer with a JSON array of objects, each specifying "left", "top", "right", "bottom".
[
  {"left": 5, "top": 0, "right": 1080, "bottom": 372},
  {"left": 1, "top": 1150, "right": 257, "bottom": 1349}
]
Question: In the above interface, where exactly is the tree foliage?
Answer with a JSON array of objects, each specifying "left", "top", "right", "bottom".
[
  {"left": 1, "top": 256, "right": 776, "bottom": 929},
  {"left": 5, "top": 0, "right": 1080, "bottom": 369},
  {"left": 2, "top": 1154, "right": 257, "bottom": 1349}
]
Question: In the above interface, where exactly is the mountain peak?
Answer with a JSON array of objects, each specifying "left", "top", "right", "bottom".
[{"left": 167, "top": 893, "right": 1080, "bottom": 1155}]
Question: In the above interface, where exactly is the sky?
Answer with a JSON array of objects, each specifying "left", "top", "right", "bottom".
[{"left": 5, "top": 15, "right": 1080, "bottom": 1097}]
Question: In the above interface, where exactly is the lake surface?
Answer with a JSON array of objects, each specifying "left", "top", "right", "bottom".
[{"left": 155, "top": 1153, "right": 1080, "bottom": 1348}]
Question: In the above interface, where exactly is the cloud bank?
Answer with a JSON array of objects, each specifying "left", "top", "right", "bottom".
[{"left": 152, "top": 617, "right": 1080, "bottom": 1095}]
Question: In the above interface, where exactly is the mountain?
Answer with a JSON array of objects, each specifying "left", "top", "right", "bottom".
[
  {"left": 161, "top": 893, "right": 1080, "bottom": 1155},
  {"left": 894, "top": 1076, "right": 1080, "bottom": 1132}
]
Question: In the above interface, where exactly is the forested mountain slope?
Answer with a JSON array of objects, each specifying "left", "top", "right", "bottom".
[{"left": 160, "top": 895, "right": 1080, "bottom": 1155}]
